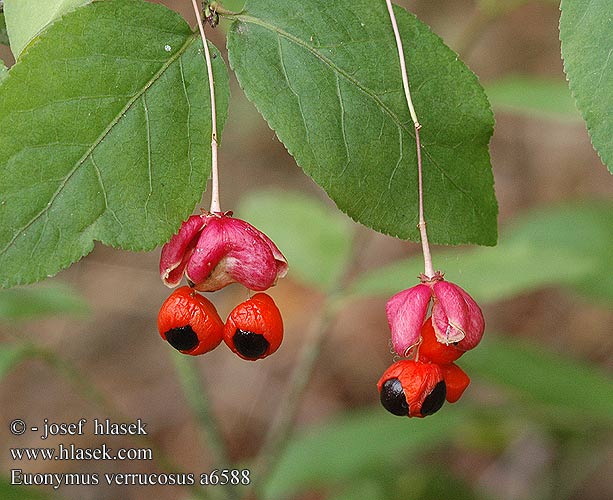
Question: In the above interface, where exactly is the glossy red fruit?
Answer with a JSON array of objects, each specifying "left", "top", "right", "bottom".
[
  {"left": 441, "top": 363, "right": 470, "bottom": 403},
  {"left": 157, "top": 286, "right": 224, "bottom": 355},
  {"left": 377, "top": 360, "right": 446, "bottom": 418},
  {"left": 418, "top": 317, "right": 464, "bottom": 365},
  {"left": 224, "top": 293, "right": 283, "bottom": 361}
]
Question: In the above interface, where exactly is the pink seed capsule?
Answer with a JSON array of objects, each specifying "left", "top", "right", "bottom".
[
  {"left": 386, "top": 272, "right": 485, "bottom": 356},
  {"left": 160, "top": 211, "right": 288, "bottom": 292}
]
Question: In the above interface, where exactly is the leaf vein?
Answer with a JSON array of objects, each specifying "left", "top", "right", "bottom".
[
  {"left": 178, "top": 56, "right": 194, "bottom": 185},
  {"left": 142, "top": 93, "right": 153, "bottom": 219},
  {"left": 91, "top": 154, "right": 121, "bottom": 227},
  {"left": 238, "top": 14, "right": 475, "bottom": 204},
  {"left": 276, "top": 35, "right": 316, "bottom": 169},
  {"left": 334, "top": 73, "right": 350, "bottom": 177},
  {"left": 388, "top": 127, "right": 403, "bottom": 189},
  {"left": 0, "top": 33, "right": 198, "bottom": 258}
]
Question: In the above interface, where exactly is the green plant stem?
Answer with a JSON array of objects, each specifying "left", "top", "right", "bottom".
[
  {"left": 172, "top": 354, "right": 238, "bottom": 500},
  {"left": 245, "top": 294, "right": 339, "bottom": 498},
  {"left": 31, "top": 346, "right": 209, "bottom": 500},
  {"left": 172, "top": 356, "right": 229, "bottom": 464},
  {"left": 192, "top": 0, "right": 221, "bottom": 213},
  {"left": 243, "top": 228, "right": 371, "bottom": 498},
  {"left": 385, "top": 0, "right": 434, "bottom": 279}
]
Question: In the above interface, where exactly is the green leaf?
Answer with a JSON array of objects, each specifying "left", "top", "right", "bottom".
[
  {"left": 227, "top": 0, "right": 497, "bottom": 246},
  {"left": 237, "top": 191, "right": 354, "bottom": 291},
  {"left": 0, "top": 283, "right": 88, "bottom": 320},
  {"left": 560, "top": 0, "right": 613, "bottom": 172},
  {"left": 0, "top": 344, "right": 32, "bottom": 379},
  {"left": 0, "top": 0, "right": 229, "bottom": 288},
  {"left": 350, "top": 201, "right": 613, "bottom": 304},
  {"left": 506, "top": 201, "right": 613, "bottom": 302},
  {"left": 0, "top": 62, "right": 7, "bottom": 83},
  {"left": 3, "top": 0, "right": 90, "bottom": 57},
  {"left": 328, "top": 480, "right": 387, "bottom": 500},
  {"left": 485, "top": 75, "right": 581, "bottom": 121},
  {"left": 264, "top": 407, "right": 467, "bottom": 499},
  {"left": 462, "top": 335, "right": 613, "bottom": 423},
  {"left": 330, "top": 467, "right": 483, "bottom": 500},
  {"left": 220, "top": 0, "right": 245, "bottom": 11},
  {"left": 0, "top": 12, "right": 10, "bottom": 46}
]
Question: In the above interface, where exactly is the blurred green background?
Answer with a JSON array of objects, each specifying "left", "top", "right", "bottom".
[{"left": 1, "top": 1, "right": 612, "bottom": 499}]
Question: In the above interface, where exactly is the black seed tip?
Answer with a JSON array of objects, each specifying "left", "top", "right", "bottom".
[
  {"left": 421, "top": 380, "right": 446, "bottom": 416},
  {"left": 380, "top": 378, "right": 409, "bottom": 416},
  {"left": 165, "top": 325, "right": 199, "bottom": 352},
  {"left": 232, "top": 329, "right": 269, "bottom": 359}
]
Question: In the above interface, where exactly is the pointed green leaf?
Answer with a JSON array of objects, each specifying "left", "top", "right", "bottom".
[
  {"left": 0, "top": 61, "right": 6, "bottom": 83},
  {"left": 237, "top": 191, "right": 354, "bottom": 291},
  {"left": 462, "top": 335, "right": 613, "bottom": 423},
  {"left": 350, "top": 201, "right": 613, "bottom": 304},
  {"left": 264, "top": 407, "right": 467, "bottom": 499},
  {"left": 560, "top": 0, "right": 613, "bottom": 172},
  {"left": 0, "top": 0, "right": 229, "bottom": 288},
  {"left": 227, "top": 0, "right": 497, "bottom": 245},
  {"left": 3, "top": 0, "right": 90, "bottom": 57}
]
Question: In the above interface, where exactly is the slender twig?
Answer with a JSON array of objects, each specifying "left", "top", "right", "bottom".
[
  {"left": 192, "top": 0, "right": 221, "bottom": 213},
  {"left": 385, "top": 0, "right": 434, "bottom": 279},
  {"left": 243, "top": 227, "right": 373, "bottom": 499},
  {"left": 171, "top": 355, "right": 232, "bottom": 466},
  {"left": 172, "top": 354, "right": 237, "bottom": 500},
  {"left": 246, "top": 296, "right": 339, "bottom": 497}
]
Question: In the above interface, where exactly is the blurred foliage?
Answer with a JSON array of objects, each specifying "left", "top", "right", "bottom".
[
  {"left": 0, "top": 283, "right": 88, "bottom": 321},
  {"left": 462, "top": 334, "right": 613, "bottom": 425},
  {"left": 328, "top": 466, "right": 485, "bottom": 500},
  {"left": 242, "top": 192, "right": 613, "bottom": 500},
  {"left": 265, "top": 334, "right": 613, "bottom": 499},
  {"left": 0, "top": 344, "right": 32, "bottom": 379},
  {"left": 238, "top": 191, "right": 354, "bottom": 292},
  {"left": 350, "top": 200, "right": 613, "bottom": 304},
  {"left": 485, "top": 75, "right": 581, "bottom": 121},
  {"left": 263, "top": 405, "right": 470, "bottom": 498}
]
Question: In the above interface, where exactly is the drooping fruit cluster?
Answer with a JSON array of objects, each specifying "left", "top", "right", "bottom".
[
  {"left": 378, "top": 272, "right": 484, "bottom": 417},
  {"left": 157, "top": 211, "right": 287, "bottom": 361},
  {"left": 158, "top": 287, "right": 283, "bottom": 360}
]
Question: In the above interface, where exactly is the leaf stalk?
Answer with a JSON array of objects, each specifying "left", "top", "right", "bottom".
[
  {"left": 385, "top": 0, "right": 435, "bottom": 278},
  {"left": 192, "top": 0, "right": 221, "bottom": 213}
]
